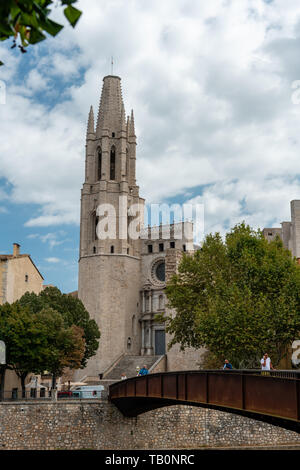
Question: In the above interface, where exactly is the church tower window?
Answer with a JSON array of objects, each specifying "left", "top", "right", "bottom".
[
  {"left": 94, "top": 215, "right": 99, "bottom": 240},
  {"left": 97, "top": 149, "right": 102, "bottom": 181},
  {"left": 126, "top": 148, "right": 129, "bottom": 177},
  {"left": 110, "top": 146, "right": 116, "bottom": 180}
]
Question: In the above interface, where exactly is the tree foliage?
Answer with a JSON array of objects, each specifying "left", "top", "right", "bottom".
[
  {"left": 0, "top": 301, "right": 86, "bottom": 396},
  {"left": 18, "top": 286, "right": 100, "bottom": 368},
  {"left": 165, "top": 223, "right": 300, "bottom": 368},
  {"left": 0, "top": 0, "right": 82, "bottom": 65}
]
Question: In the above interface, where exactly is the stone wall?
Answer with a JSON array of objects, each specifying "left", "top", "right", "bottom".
[{"left": 0, "top": 400, "right": 299, "bottom": 450}]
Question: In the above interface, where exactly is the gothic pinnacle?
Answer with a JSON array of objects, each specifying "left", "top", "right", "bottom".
[
  {"left": 86, "top": 105, "right": 95, "bottom": 138},
  {"left": 129, "top": 109, "right": 136, "bottom": 137}
]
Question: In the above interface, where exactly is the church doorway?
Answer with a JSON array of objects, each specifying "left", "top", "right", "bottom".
[{"left": 155, "top": 330, "right": 166, "bottom": 355}]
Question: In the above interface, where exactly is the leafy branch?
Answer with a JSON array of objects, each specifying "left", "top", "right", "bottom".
[{"left": 0, "top": 0, "right": 82, "bottom": 65}]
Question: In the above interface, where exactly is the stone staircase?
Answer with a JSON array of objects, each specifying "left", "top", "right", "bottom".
[{"left": 104, "top": 355, "right": 160, "bottom": 380}]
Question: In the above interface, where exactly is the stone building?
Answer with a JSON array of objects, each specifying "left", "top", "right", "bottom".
[
  {"left": 0, "top": 243, "right": 44, "bottom": 393},
  {"left": 263, "top": 200, "right": 300, "bottom": 261},
  {"left": 77, "top": 75, "right": 200, "bottom": 381},
  {"left": 0, "top": 243, "right": 44, "bottom": 305}
]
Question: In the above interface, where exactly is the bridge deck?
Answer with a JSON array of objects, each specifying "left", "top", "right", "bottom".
[{"left": 109, "top": 370, "right": 300, "bottom": 433}]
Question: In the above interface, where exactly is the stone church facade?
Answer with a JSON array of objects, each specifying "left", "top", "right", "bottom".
[
  {"left": 77, "top": 75, "right": 199, "bottom": 380},
  {"left": 263, "top": 200, "right": 300, "bottom": 262}
]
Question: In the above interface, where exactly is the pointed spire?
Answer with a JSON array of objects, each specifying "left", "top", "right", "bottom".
[
  {"left": 129, "top": 109, "right": 135, "bottom": 137},
  {"left": 86, "top": 105, "right": 95, "bottom": 139},
  {"left": 96, "top": 75, "right": 124, "bottom": 135}
]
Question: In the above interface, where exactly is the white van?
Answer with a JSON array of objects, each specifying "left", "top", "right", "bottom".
[{"left": 71, "top": 385, "right": 104, "bottom": 399}]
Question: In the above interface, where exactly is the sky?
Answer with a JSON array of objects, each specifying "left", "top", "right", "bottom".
[{"left": 1, "top": 0, "right": 300, "bottom": 293}]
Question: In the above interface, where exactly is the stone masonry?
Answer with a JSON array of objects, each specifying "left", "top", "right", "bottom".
[{"left": 0, "top": 400, "right": 299, "bottom": 450}]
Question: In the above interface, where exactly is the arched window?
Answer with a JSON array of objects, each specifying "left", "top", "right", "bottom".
[
  {"left": 97, "top": 148, "right": 102, "bottom": 181},
  {"left": 126, "top": 148, "right": 129, "bottom": 177},
  {"left": 132, "top": 315, "right": 136, "bottom": 335},
  {"left": 95, "top": 215, "right": 99, "bottom": 240},
  {"left": 110, "top": 146, "right": 116, "bottom": 180}
]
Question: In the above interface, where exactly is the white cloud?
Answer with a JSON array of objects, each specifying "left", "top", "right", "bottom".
[
  {"left": 1, "top": 0, "right": 300, "bottom": 238},
  {"left": 45, "top": 257, "right": 61, "bottom": 263}
]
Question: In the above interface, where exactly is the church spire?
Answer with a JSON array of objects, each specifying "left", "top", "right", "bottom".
[
  {"left": 86, "top": 105, "right": 95, "bottom": 139},
  {"left": 129, "top": 109, "right": 136, "bottom": 137},
  {"left": 96, "top": 75, "right": 124, "bottom": 136}
]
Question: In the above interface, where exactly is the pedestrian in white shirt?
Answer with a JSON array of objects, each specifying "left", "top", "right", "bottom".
[{"left": 260, "top": 353, "right": 274, "bottom": 370}]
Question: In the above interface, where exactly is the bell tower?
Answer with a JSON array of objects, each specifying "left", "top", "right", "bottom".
[
  {"left": 80, "top": 75, "right": 143, "bottom": 259},
  {"left": 78, "top": 75, "right": 144, "bottom": 377}
]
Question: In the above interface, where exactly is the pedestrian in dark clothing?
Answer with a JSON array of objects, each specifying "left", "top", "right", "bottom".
[
  {"left": 223, "top": 359, "right": 233, "bottom": 370},
  {"left": 138, "top": 365, "right": 149, "bottom": 376}
]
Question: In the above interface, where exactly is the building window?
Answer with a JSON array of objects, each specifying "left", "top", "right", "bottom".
[
  {"left": 170, "top": 241, "right": 175, "bottom": 248},
  {"left": 268, "top": 232, "right": 273, "bottom": 236},
  {"left": 110, "top": 246, "right": 114, "bottom": 254},
  {"left": 127, "top": 248, "right": 129, "bottom": 254},
  {"left": 112, "top": 132, "right": 115, "bottom": 138},
  {"left": 155, "top": 262, "right": 165, "bottom": 282},
  {"left": 148, "top": 244, "right": 153, "bottom": 253},
  {"left": 110, "top": 146, "right": 116, "bottom": 180},
  {"left": 159, "top": 243, "right": 164, "bottom": 252},
  {"left": 94, "top": 215, "right": 99, "bottom": 241},
  {"left": 93, "top": 246, "right": 96, "bottom": 254},
  {"left": 25, "top": 274, "right": 28, "bottom": 282},
  {"left": 97, "top": 149, "right": 102, "bottom": 181},
  {"left": 183, "top": 244, "right": 186, "bottom": 252}
]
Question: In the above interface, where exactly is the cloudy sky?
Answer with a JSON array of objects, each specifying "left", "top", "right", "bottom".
[{"left": 1, "top": 0, "right": 300, "bottom": 292}]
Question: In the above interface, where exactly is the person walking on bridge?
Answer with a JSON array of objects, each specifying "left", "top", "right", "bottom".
[
  {"left": 223, "top": 359, "right": 233, "bottom": 370},
  {"left": 138, "top": 365, "right": 149, "bottom": 376},
  {"left": 260, "top": 353, "right": 274, "bottom": 371}
]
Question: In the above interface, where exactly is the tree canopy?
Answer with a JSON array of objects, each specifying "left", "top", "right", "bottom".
[
  {"left": 18, "top": 286, "right": 100, "bottom": 368},
  {"left": 0, "top": 301, "right": 86, "bottom": 396},
  {"left": 165, "top": 223, "right": 300, "bottom": 368},
  {"left": 0, "top": 0, "right": 82, "bottom": 65}
]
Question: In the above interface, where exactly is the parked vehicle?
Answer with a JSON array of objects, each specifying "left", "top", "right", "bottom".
[
  {"left": 71, "top": 385, "right": 104, "bottom": 399},
  {"left": 57, "top": 390, "right": 73, "bottom": 398}
]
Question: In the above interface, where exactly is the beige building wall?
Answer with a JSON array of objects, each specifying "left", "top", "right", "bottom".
[
  {"left": 5, "top": 256, "right": 43, "bottom": 304},
  {"left": 0, "top": 245, "right": 44, "bottom": 305},
  {"left": 77, "top": 254, "right": 142, "bottom": 378}
]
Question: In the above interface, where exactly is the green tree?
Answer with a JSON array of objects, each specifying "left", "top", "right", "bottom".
[
  {"left": 165, "top": 223, "right": 300, "bottom": 368},
  {"left": 0, "top": 302, "right": 86, "bottom": 398},
  {"left": 0, "top": 0, "right": 82, "bottom": 66},
  {"left": 18, "top": 286, "right": 100, "bottom": 369},
  {"left": 34, "top": 307, "right": 85, "bottom": 388}
]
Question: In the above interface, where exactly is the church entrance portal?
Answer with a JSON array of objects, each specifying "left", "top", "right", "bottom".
[{"left": 155, "top": 330, "right": 166, "bottom": 355}]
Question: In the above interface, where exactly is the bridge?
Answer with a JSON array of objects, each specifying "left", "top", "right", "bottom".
[{"left": 109, "top": 369, "right": 300, "bottom": 433}]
